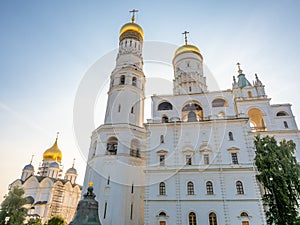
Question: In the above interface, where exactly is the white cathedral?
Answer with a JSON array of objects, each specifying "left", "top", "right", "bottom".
[
  {"left": 82, "top": 12, "right": 300, "bottom": 225},
  {"left": 10, "top": 135, "right": 82, "bottom": 224}
]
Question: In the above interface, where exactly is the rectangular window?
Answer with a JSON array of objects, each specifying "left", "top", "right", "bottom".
[
  {"left": 186, "top": 155, "right": 192, "bottom": 165},
  {"left": 231, "top": 153, "right": 239, "bottom": 164},
  {"left": 131, "top": 184, "right": 134, "bottom": 194},
  {"left": 159, "top": 155, "right": 165, "bottom": 166},
  {"left": 204, "top": 154, "right": 209, "bottom": 165}
]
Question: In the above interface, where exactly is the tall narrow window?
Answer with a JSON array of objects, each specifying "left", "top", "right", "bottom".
[
  {"left": 131, "top": 183, "right": 134, "bottom": 194},
  {"left": 160, "top": 135, "right": 164, "bottom": 144},
  {"left": 132, "top": 77, "right": 137, "bottom": 86},
  {"left": 209, "top": 212, "right": 217, "bottom": 225},
  {"left": 189, "top": 212, "right": 197, "bottom": 225},
  {"left": 231, "top": 153, "right": 239, "bottom": 164},
  {"left": 229, "top": 132, "right": 234, "bottom": 141},
  {"left": 159, "top": 155, "right": 165, "bottom": 166},
  {"left": 247, "top": 91, "right": 252, "bottom": 98},
  {"left": 236, "top": 181, "right": 244, "bottom": 194},
  {"left": 104, "top": 202, "right": 107, "bottom": 219},
  {"left": 131, "top": 106, "right": 134, "bottom": 114},
  {"left": 130, "top": 203, "right": 133, "bottom": 220},
  {"left": 206, "top": 181, "right": 214, "bottom": 195},
  {"left": 107, "top": 176, "right": 110, "bottom": 185},
  {"left": 189, "top": 86, "right": 192, "bottom": 92},
  {"left": 159, "top": 182, "right": 166, "bottom": 195},
  {"left": 204, "top": 154, "right": 210, "bottom": 165},
  {"left": 284, "top": 121, "right": 289, "bottom": 128},
  {"left": 118, "top": 104, "right": 121, "bottom": 112},
  {"left": 187, "top": 181, "right": 194, "bottom": 195},
  {"left": 120, "top": 75, "right": 125, "bottom": 85},
  {"left": 186, "top": 155, "right": 192, "bottom": 165}
]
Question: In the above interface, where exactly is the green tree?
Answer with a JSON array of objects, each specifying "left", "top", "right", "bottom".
[
  {"left": 27, "top": 218, "right": 43, "bottom": 225},
  {"left": 46, "top": 216, "right": 67, "bottom": 225},
  {"left": 0, "top": 186, "right": 27, "bottom": 225},
  {"left": 254, "top": 135, "right": 300, "bottom": 225}
]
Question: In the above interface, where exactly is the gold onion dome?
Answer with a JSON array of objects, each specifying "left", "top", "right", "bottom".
[
  {"left": 174, "top": 44, "right": 201, "bottom": 57},
  {"left": 119, "top": 16, "right": 144, "bottom": 42},
  {"left": 43, "top": 136, "right": 62, "bottom": 163}
]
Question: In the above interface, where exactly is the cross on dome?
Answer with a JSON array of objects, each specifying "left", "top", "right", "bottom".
[
  {"left": 182, "top": 31, "right": 189, "bottom": 45},
  {"left": 130, "top": 9, "right": 139, "bottom": 23}
]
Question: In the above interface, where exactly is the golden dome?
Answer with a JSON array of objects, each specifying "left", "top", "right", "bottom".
[
  {"left": 43, "top": 137, "right": 62, "bottom": 163},
  {"left": 119, "top": 22, "right": 144, "bottom": 40},
  {"left": 174, "top": 44, "right": 201, "bottom": 57}
]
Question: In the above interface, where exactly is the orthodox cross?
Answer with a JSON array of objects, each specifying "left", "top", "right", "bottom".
[
  {"left": 182, "top": 31, "right": 189, "bottom": 45},
  {"left": 72, "top": 158, "right": 76, "bottom": 168},
  {"left": 130, "top": 9, "right": 139, "bottom": 23}
]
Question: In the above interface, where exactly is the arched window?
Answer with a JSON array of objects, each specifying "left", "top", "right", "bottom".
[
  {"left": 187, "top": 181, "right": 194, "bottom": 195},
  {"left": 131, "top": 106, "right": 134, "bottom": 114},
  {"left": 106, "top": 137, "right": 118, "bottom": 155},
  {"left": 236, "top": 181, "right": 244, "bottom": 195},
  {"left": 284, "top": 121, "right": 289, "bottom": 128},
  {"left": 189, "top": 212, "right": 197, "bottom": 225},
  {"left": 159, "top": 211, "right": 166, "bottom": 217},
  {"left": 240, "top": 212, "right": 249, "bottom": 217},
  {"left": 158, "top": 101, "right": 173, "bottom": 110},
  {"left": 132, "top": 77, "right": 137, "bottom": 86},
  {"left": 248, "top": 108, "right": 266, "bottom": 131},
  {"left": 209, "top": 212, "right": 217, "bottom": 225},
  {"left": 277, "top": 111, "right": 289, "bottom": 116},
  {"left": 118, "top": 104, "right": 121, "bottom": 112},
  {"left": 206, "top": 181, "right": 214, "bottom": 195},
  {"left": 229, "top": 132, "right": 234, "bottom": 141},
  {"left": 159, "top": 182, "right": 166, "bottom": 195},
  {"left": 212, "top": 98, "right": 227, "bottom": 107},
  {"left": 120, "top": 75, "right": 125, "bottom": 85},
  {"left": 162, "top": 115, "right": 169, "bottom": 123},
  {"left": 182, "top": 102, "right": 203, "bottom": 122}
]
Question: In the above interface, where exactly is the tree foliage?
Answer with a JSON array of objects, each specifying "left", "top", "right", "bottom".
[
  {"left": 27, "top": 218, "right": 43, "bottom": 225},
  {"left": 254, "top": 135, "right": 300, "bottom": 225},
  {"left": 0, "top": 186, "right": 27, "bottom": 225},
  {"left": 46, "top": 216, "right": 67, "bottom": 225}
]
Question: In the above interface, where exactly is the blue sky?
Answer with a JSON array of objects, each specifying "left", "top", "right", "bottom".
[{"left": 0, "top": 0, "right": 300, "bottom": 200}]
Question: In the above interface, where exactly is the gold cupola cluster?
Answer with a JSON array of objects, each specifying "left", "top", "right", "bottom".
[
  {"left": 119, "top": 9, "right": 144, "bottom": 42},
  {"left": 43, "top": 134, "right": 62, "bottom": 163}
]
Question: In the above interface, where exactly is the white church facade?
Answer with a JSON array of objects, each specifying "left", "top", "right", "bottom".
[
  {"left": 83, "top": 12, "right": 300, "bottom": 225},
  {"left": 10, "top": 136, "right": 82, "bottom": 224}
]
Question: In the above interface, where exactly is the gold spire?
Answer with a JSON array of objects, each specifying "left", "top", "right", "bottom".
[{"left": 119, "top": 9, "right": 144, "bottom": 41}]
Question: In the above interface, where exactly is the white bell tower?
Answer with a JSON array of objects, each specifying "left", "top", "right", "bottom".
[
  {"left": 83, "top": 10, "right": 146, "bottom": 225},
  {"left": 104, "top": 9, "right": 145, "bottom": 127}
]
